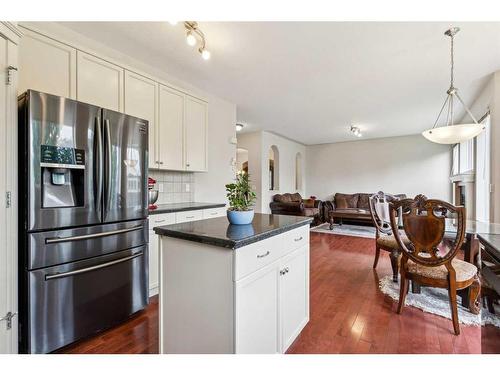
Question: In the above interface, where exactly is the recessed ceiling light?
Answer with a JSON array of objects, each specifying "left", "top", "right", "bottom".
[{"left": 350, "top": 125, "right": 362, "bottom": 137}]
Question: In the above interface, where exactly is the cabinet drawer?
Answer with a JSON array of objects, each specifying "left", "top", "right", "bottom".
[
  {"left": 149, "top": 213, "right": 176, "bottom": 228},
  {"left": 175, "top": 210, "right": 203, "bottom": 223},
  {"left": 202, "top": 207, "right": 226, "bottom": 219},
  {"left": 283, "top": 226, "right": 309, "bottom": 252},
  {"left": 234, "top": 235, "right": 284, "bottom": 281}
]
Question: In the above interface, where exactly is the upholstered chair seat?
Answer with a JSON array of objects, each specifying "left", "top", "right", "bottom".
[
  {"left": 407, "top": 258, "right": 477, "bottom": 283},
  {"left": 376, "top": 234, "right": 410, "bottom": 250}
]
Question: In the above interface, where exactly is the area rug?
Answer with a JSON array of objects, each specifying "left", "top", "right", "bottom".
[
  {"left": 311, "top": 222, "right": 376, "bottom": 238},
  {"left": 379, "top": 275, "right": 500, "bottom": 327}
]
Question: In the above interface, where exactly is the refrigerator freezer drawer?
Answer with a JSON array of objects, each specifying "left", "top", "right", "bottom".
[
  {"left": 27, "top": 219, "right": 148, "bottom": 269},
  {"left": 23, "top": 246, "right": 148, "bottom": 354}
]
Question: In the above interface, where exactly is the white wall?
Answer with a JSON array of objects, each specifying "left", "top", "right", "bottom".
[
  {"left": 306, "top": 134, "right": 452, "bottom": 202},
  {"left": 20, "top": 22, "right": 237, "bottom": 205},
  {"left": 237, "top": 131, "right": 306, "bottom": 213}
]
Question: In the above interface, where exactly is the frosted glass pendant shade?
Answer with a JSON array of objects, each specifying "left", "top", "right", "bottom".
[{"left": 422, "top": 123, "right": 485, "bottom": 144}]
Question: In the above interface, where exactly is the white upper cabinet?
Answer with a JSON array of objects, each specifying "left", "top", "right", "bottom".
[
  {"left": 18, "top": 27, "right": 76, "bottom": 98},
  {"left": 184, "top": 95, "right": 208, "bottom": 172},
  {"left": 124, "top": 70, "right": 158, "bottom": 169},
  {"left": 77, "top": 51, "right": 124, "bottom": 111},
  {"left": 158, "top": 85, "right": 184, "bottom": 170}
]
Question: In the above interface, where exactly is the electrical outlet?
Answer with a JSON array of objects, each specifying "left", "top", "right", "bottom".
[
  {"left": 158, "top": 183, "right": 164, "bottom": 193},
  {"left": 185, "top": 183, "right": 190, "bottom": 192}
]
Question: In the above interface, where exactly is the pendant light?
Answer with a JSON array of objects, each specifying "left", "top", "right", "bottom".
[{"left": 422, "top": 27, "right": 486, "bottom": 144}]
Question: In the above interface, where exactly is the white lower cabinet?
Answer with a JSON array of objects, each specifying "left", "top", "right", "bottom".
[
  {"left": 235, "top": 262, "right": 281, "bottom": 353},
  {"left": 158, "top": 224, "right": 310, "bottom": 353},
  {"left": 280, "top": 246, "right": 309, "bottom": 351},
  {"left": 235, "top": 245, "right": 309, "bottom": 354},
  {"left": 202, "top": 207, "right": 226, "bottom": 219},
  {"left": 148, "top": 213, "right": 175, "bottom": 296}
]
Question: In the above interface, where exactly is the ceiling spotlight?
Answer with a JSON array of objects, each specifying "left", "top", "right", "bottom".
[
  {"left": 236, "top": 123, "right": 244, "bottom": 132},
  {"left": 186, "top": 31, "right": 197, "bottom": 46},
  {"left": 350, "top": 126, "right": 362, "bottom": 137},
  {"left": 168, "top": 21, "right": 178, "bottom": 26},
  {"left": 200, "top": 48, "right": 211, "bottom": 60}
]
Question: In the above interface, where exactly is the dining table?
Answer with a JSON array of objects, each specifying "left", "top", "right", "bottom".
[{"left": 445, "top": 220, "right": 500, "bottom": 311}]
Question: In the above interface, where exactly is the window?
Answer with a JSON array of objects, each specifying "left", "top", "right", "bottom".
[{"left": 476, "top": 115, "right": 491, "bottom": 222}]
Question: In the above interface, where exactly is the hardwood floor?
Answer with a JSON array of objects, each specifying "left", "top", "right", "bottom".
[{"left": 57, "top": 232, "right": 500, "bottom": 354}]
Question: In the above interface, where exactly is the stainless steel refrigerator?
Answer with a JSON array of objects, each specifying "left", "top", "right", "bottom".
[{"left": 18, "top": 90, "right": 149, "bottom": 354}]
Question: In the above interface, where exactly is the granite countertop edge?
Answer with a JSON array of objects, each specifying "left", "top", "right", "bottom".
[
  {"left": 478, "top": 233, "right": 500, "bottom": 252},
  {"left": 149, "top": 202, "right": 226, "bottom": 215},
  {"left": 153, "top": 217, "right": 313, "bottom": 250}
]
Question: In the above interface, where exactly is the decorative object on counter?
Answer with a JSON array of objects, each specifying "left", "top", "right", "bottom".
[
  {"left": 148, "top": 176, "right": 159, "bottom": 210},
  {"left": 225, "top": 171, "right": 257, "bottom": 225}
]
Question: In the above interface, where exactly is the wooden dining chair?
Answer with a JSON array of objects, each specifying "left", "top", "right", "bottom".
[
  {"left": 388, "top": 195, "right": 480, "bottom": 335},
  {"left": 369, "top": 191, "right": 408, "bottom": 282}
]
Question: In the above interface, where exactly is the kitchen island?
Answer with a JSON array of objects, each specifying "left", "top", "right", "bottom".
[{"left": 154, "top": 213, "right": 312, "bottom": 354}]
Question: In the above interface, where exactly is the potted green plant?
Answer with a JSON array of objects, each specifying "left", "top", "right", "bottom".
[{"left": 225, "top": 171, "right": 257, "bottom": 225}]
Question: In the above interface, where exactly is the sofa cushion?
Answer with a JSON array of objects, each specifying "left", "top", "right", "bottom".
[
  {"left": 357, "top": 193, "right": 372, "bottom": 209},
  {"left": 335, "top": 193, "right": 358, "bottom": 208},
  {"left": 303, "top": 207, "right": 319, "bottom": 217},
  {"left": 303, "top": 198, "right": 315, "bottom": 208},
  {"left": 290, "top": 193, "right": 302, "bottom": 202},
  {"left": 274, "top": 194, "right": 289, "bottom": 203}
]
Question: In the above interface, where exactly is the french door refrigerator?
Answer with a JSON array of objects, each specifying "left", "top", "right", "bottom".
[{"left": 18, "top": 90, "right": 149, "bottom": 354}]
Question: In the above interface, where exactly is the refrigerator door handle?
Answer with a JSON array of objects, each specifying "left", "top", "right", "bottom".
[
  {"left": 44, "top": 252, "right": 143, "bottom": 280},
  {"left": 104, "top": 118, "right": 112, "bottom": 219},
  {"left": 94, "top": 116, "right": 103, "bottom": 215},
  {"left": 45, "top": 225, "right": 143, "bottom": 244}
]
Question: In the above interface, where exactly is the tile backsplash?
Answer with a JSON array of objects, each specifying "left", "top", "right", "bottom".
[{"left": 149, "top": 170, "right": 195, "bottom": 204}]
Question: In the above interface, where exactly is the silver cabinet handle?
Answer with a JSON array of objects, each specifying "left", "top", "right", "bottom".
[
  {"left": 210, "top": 212, "right": 217, "bottom": 215},
  {"left": 257, "top": 251, "right": 270, "bottom": 258},
  {"left": 45, "top": 252, "right": 143, "bottom": 280},
  {"left": 280, "top": 267, "right": 289, "bottom": 276},
  {"left": 45, "top": 225, "right": 143, "bottom": 244},
  {"left": 159, "top": 161, "right": 164, "bottom": 165},
  {"left": 294, "top": 236, "right": 303, "bottom": 242},
  {"left": 186, "top": 216, "right": 195, "bottom": 219},
  {"left": 186, "top": 163, "right": 190, "bottom": 167},
  {"left": 154, "top": 219, "right": 166, "bottom": 223}
]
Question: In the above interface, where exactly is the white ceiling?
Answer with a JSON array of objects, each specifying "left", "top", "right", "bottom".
[{"left": 58, "top": 22, "right": 500, "bottom": 145}]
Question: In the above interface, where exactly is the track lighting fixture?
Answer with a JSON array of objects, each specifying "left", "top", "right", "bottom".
[{"left": 182, "top": 21, "right": 211, "bottom": 61}]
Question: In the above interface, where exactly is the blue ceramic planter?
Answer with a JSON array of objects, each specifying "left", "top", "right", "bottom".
[{"left": 227, "top": 209, "right": 254, "bottom": 225}]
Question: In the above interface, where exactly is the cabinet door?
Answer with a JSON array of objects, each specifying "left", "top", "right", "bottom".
[
  {"left": 158, "top": 85, "right": 184, "bottom": 170},
  {"left": 184, "top": 95, "right": 207, "bottom": 172},
  {"left": 280, "top": 245, "right": 309, "bottom": 352},
  {"left": 124, "top": 70, "right": 158, "bottom": 170},
  {"left": 235, "top": 261, "right": 280, "bottom": 354},
  {"left": 18, "top": 27, "right": 76, "bottom": 98},
  {"left": 148, "top": 230, "right": 159, "bottom": 297},
  {"left": 77, "top": 51, "right": 124, "bottom": 111}
]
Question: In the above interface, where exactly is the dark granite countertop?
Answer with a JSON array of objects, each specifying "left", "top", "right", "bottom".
[
  {"left": 149, "top": 202, "right": 226, "bottom": 215},
  {"left": 153, "top": 213, "right": 312, "bottom": 249}
]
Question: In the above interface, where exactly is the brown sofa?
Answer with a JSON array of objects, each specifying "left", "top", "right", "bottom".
[
  {"left": 323, "top": 193, "right": 406, "bottom": 228},
  {"left": 270, "top": 193, "right": 322, "bottom": 225}
]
